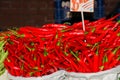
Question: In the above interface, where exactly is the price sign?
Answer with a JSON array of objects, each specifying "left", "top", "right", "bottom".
[{"left": 70, "top": 0, "right": 94, "bottom": 12}]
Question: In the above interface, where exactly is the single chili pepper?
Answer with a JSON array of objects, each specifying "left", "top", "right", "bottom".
[
  {"left": 70, "top": 50, "right": 91, "bottom": 72},
  {"left": 72, "top": 20, "right": 89, "bottom": 28},
  {"left": 86, "top": 36, "right": 96, "bottom": 41},
  {"left": 14, "top": 55, "right": 31, "bottom": 69},
  {"left": 107, "top": 28, "right": 120, "bottom": 43},
  {"left": 37, "top": 52, "right": 45, "bottom": 66},
  {"left": 95, "top": 21, "right": 114, "bottom": 31},
  {"left": 19, "top": 28, "right": 56, "bottom": 38},
  {"left": 109, "top": 37, "right": 120, "bottom": 47},
  {"left": 108, "top": 56, "right": 120, "bottom": 69},
  {"left": 91, "top": 30, "right": 109, "bottom": 44},
  {"left": 81, "top": 50, "right": 94, "bottom": 63},
  {"left": 48, "top": 61, "right": 58, "bottom": 72},
  {"left": 103, "top": 24, "right": 113, "bottom": 30},
  {"left": 40, "top": 63, "right": 55, "bottom": 75},
  {"left": 85, "top": 27, "right": 96, "bottom": 36},
  {"left": 108, "top": 13, "right": 120, "bottom": 21},
  {"left": 98, "top": 48, "right": 105, "bottom": 67},
  {"left": 18, "top": 27, "right": 32, "bottom": 33},
  {"left": 23, "top": 55, "right": 35, "bottom": 68},
  {"left": 42, "top": 24, "right": 70, "bottom": 29},
  {"left": 4, "top": 59, "right": 23, "bottom": 76},
  {"left": 93, "top": 46, "right": 99, "bottom": 72},
  {"left": 101, "top": 54, "right": 109, "bottom": 70},
  {"left": 102, "top": 49, "right": 117, "bottom": 70},
  {"left": 20, "top": 26, "right": 53, "bottom": 32},
  {"left": 61, "top": 53, "right": 79, "bottom": 72},
  {"left": 111, "top": 20, "right": 120, "bottom": 30},
  {"left": 107, "top": 46, "right": 120, "bottom": 63},
  {"left": 89, "top": 17, "right": 106, "bottom": 25},
  {"left": 63, "top": 30, "right": 85, "bottom": 37},
  {"left": 33, "top": 72, "right": 41, "bottom": 77},
  {"left": 61, "top": 27, "right": 73, "bottom": 33},
  {"left": 77, "top": 39, "right": 92, "bottom": 47}
]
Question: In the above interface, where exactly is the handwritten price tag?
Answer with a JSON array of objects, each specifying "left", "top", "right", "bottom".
[{"left": 70, "top": 0, "right": 94, "bottom": 12}]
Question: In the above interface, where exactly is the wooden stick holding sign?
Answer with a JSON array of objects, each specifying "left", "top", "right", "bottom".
[
  {"left": 81, "top": 2, "right": 85, "bottom": 31},
  {"left": 70, "top": 0, "right": 94, "bottom": 31}
]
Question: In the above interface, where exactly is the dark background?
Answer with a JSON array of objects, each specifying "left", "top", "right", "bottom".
[
  {"left": 0, "top": 0, "right": 54, "bottom": 31},
  {"left": 0, "top": 0, "right": 119, "bottom": 31}
]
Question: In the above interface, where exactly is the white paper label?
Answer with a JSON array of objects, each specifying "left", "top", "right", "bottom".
[{"left": 70, "top": 0, "right": 94, "bottom": 12}]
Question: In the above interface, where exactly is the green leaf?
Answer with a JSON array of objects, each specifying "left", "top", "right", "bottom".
[
  {"left": 119, "top": 77, "right": 120, "bottom": 80},
  {"left": 0, "top": 68, "right": 5, "bottom": 76},
  {"left": 0, "top": 63, "right": 4, "bottom": 69},
  {"left": 0, "top": 41, "right": 6, "bottom": 50},
  {"left": 0, "top": 51, "right": 8, "bottom": 64}
]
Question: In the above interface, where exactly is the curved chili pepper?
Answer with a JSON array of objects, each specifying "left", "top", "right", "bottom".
[
  {"left": 111, "top": 20, "right": 120, "bottom": 30},
  {"left": 93, "top": 46, "right": 99, "bottom": 72},
  {"left": 108, "top": 13, "right": 120, "bottom": 21}
]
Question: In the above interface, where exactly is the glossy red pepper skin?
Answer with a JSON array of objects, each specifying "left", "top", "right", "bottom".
[
  {"left": 3, "top": 14, "right": 120, "bottom": 76},
  {"left": 108, "top": 13, "right": 120, "bottom": 21}
]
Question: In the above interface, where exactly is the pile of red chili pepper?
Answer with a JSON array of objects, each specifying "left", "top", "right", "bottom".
[{"left": 3, "top": 14, "right": 120, "bottom": 77}]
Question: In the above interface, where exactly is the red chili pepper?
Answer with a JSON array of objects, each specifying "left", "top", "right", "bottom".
[
  {"left": 3, "top": 15, "right": 120, "bottom": 76},
  {"left": 108, "top": 56, "right": 120, "bottom": 69},
  {"left": 108, "top": 13, "right": 120, "bottom": 21},
  {"left": 91, "top": 30, "right": 109, "bottom": 44},
  {"left": 70, "top": 50, "right": 91, "bottom": 72},
  {"left": 42, "top": 24, "right": 70, "bottom": 30},
  {"left": 93, "top": 46, "right": 99, "bottom": 72},
  {"left": 111, "top": 20, "right": 120, "bottom": 30},
  {"left": 98, "top": 48, "right": 105, "bottom": 67},
  {"left": 87, "top": 17, "right": 106, "bottom": 27},
  {"left": 61, "top": 53, "right": 79, "bottom": 72},
  {"left": 72, "top": 20, "right": 89, "bottom": 28},
  {"left": 63, "top": 30, "right": 85, "bottom": 37},
  {"left": 107, "top": 46, "right": 120, "bottom": 64},
  {"left": 4, "top": 58, "right": 24, "bottom": 76}
]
